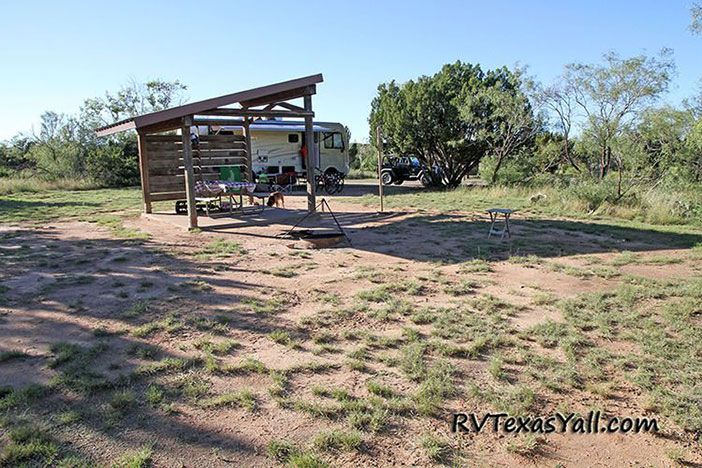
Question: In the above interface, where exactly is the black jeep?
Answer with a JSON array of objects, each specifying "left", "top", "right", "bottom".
[{"left": 381, "top": 156, "right": 431, "bottom": 186}]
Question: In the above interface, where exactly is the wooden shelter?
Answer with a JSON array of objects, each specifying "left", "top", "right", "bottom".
[{"left": 96, "top": 74, "right": 324, "bottom": 229}]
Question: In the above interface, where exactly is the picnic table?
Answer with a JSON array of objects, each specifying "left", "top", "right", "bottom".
[
  {"left": 487, "top": 208, "right": 514, "bottom": 239},
  {"left": 193, "top": 180, "right": 262, "bottom": 216}
]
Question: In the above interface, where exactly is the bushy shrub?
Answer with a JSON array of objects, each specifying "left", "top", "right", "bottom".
[
  {"left": 570, "top": 178, "right": 619, "bottom": 212},
  {"left": 479, "top": 156, "right": 529, "bottom": 185},
  {"left": 85, "top": 138, "right": 139, "bottom": 187}
]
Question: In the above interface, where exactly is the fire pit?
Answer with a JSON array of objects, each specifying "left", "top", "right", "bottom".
[
  {"left": 279, "top": 200, "right": 351, "bottom": 248},
  {"left": 286, "top": 229, "right": 347, "bottom": 249}
]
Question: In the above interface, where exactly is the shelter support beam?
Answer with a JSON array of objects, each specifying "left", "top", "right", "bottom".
[
  {"left": 136, "top": 131, "right": 152, "bottom": 213},
  {"left": 181, "top": 116, "right": 198, "bottom": 229},
  {"left": 304, "top": 94, "right": 316, "bottom": 213},
  {"left": 242, "top": 117, "right": 253, "bottom": 182}
]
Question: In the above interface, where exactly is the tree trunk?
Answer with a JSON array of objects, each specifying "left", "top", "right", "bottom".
[
  {"left": 490, "top": 153, "right": 505, "bottom": 184},
  {"left": 563, "top": 136, "right": 580, "bottom": 172}
]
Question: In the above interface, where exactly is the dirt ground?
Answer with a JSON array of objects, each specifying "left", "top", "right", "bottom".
[{"left": 1, "top": 189, "right": 701, "bottom": 467}]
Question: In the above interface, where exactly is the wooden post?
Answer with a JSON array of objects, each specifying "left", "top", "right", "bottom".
[
  {"left": 304, "top": 94, "right": 316, "bottom": 213},
  {"left": 242, "top": 117, "right": 253, "bottom": 182},
  {"left": 376, "top": 126, "right": 384, "bottom": 213},
  {"left": 136, "top": 131, "right": 152, "bottom": 213},
  {"left": 181, "top": 116, "right": 198, "bottom": 229}
]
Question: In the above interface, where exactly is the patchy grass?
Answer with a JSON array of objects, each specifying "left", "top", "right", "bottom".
[
  {"left": 132, "top": 315, "right": 183, "bottom": 337},
  {"left": 112, "top": 445, "right": 154, "bottom": 468},
  {"left": 287, "top": 452, "right": 329, "bottom": 468},
  {"left": 458, "top": 259, "right": 493, "bottom": 273},
  {"left": 366, "top": 381, "right": 394, "bottom": 399},
  {"left": 201, "top": 390, "right": 257, "bottom": 411},
  {"left": 443, "top": 279, "right": 478, "bottom": 296},
  {"left": 312, "top": 429, "right": 362, "bottom": 452},
  {"left": 195, "top": 239, "right": 247, "bottom": 259},
  {"left": 0, "top": 424, "right": 61, "bottom": 466},
  {"left": 266, "top": 439, "right": 300, "bottom": 463},
  {"left": 222, "top": 357, "right": 269, "bottom": 375},
  {"left": 268, "top": 265, "right": 298, "bottom": 278},
  {"left": 420, "top": 434, "right": 453, "bottom": 464},
  {"left": 469, "top": 384, "right": 536, "bottom": 416},
  {"left": 0, "top": 349, "right": 29, "bottom": 363},
  {"left": 239, "top": 295, "right": 287, "bottom": 314},
  {"left": 268, "top": 330, "right": 300, "bottom": 348},
  {"left": 193, "top": 338, "right": 239, "bottom": 355}
]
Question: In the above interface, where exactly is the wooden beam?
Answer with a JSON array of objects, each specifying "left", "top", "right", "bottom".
[
  {"left": 240, "top": 85, "right": 316, "bottom": 108},
  {"left": 141, "top": 118, "right": 183, "bottom": 135},
  {"left": 276, "top": 102, "right": 306, "bottom": 113},
  {"left": 137, "top": 132, "right": 152, "bottom": 213},
  {"left": 192, "top": 118, "right": 245, "bottom": 127},
  {"left": 95, "top": 120, "right": 136, "bottom": 137},
  {"left": 304, "top": 94, "right": 316, "bottom": 213},
  {"left": 198, "top": 108, "right": 313, "bottom": 118},
  {"left": 242, "top": 117, "right": 253, "bottom": 183},
  {"left": 181, "top": 116, "right": 198, "bottom": 229}
]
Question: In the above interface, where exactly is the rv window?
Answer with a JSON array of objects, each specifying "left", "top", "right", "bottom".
[
  {"left": 288, "top": 134, "right": 299, "bottom": 143},
  {"left": 323, "top": 132, "right": 344, "bottom": 149}
]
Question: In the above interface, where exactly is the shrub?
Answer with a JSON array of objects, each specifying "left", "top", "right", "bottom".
[{"left": 85, "top": 139, "right": 140, "bottom": 187}]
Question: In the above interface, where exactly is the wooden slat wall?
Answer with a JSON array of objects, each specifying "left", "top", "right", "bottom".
[{"left": 144, "top": 134, "right": 248, "bottom": 200}]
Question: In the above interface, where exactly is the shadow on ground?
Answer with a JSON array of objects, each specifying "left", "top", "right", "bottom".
[
  {"left": 0, "top": 227, "right": 300, "bottom": 464},
  {"left": 192, "top": 208, "right": 702, "bottom": 263}
]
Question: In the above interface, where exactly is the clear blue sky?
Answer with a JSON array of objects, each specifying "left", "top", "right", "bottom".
[{"left": 0, "top": 0, "right": 699, "bottom": 142}]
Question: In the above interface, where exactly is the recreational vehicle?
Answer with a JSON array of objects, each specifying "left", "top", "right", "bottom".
[{"left": 194, "top": 120, "right": 349, "bottom": 178}]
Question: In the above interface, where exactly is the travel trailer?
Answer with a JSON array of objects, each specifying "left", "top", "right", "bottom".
[{"left": 194, "top": 120, "right": 349, "bottom": 177}]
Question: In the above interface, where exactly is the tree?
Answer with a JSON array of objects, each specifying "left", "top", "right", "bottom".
[
  {"left": 461, "top": 67, "right": 540, "bottom": 183},
  {"left": 691, "top": 2, "right": 702, "bottom": 35},
  {"left": 77, "top": 79, "right": 188, "bottom": 186},
  {"left": 534, "top": 79, "right": 581, "bottom": 172},
  {"left": 80, "top": 78, "right": 187, "bottom": 130},
  {"left": 685, "top": 119, "right": 702, "bottom": 181},
  {"left": 369, "top": 61, "right": 531, "bottom": 188},
  {"left": 2, "top": 79, "right": 188, "bottom": 186},
  {"left": 565, "top": 50, "right": 675, "bottom": 183},
  {"left": 637, "top": 106, "right": 695, "bottom": 176}
]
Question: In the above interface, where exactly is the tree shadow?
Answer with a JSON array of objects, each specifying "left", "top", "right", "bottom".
[
  {"left": 0, "top": 228, "right": 305, "bottom": 465},
  {"left": 195, "top": 208, "right": 702, "bottom": 263}
]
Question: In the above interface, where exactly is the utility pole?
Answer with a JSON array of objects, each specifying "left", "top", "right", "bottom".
[{"left": 376, "top": 125, "right": 384, "bottom": 213}]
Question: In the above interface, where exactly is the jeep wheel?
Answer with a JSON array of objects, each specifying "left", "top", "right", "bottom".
[
  {"left": 419, "top": 172, "right": 432, "bottom": 187},
  {"left": 381, "top": 171, "right": 393, "bottom": 185}
]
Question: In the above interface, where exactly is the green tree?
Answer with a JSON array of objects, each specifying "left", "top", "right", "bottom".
[
  {"left": 565, "top": 49, "right": 675, "bottom": 184},
  {"left": 637, "top": 106, "right": 696, "bottom": 177},
  {"left": 534, "top": 79, "right": 581, "bottom": 172},
  {"left": 2, "top": 79, "right": 188, "bottom": 186},
  {"left": 28, "top": 112, "right": 84, "bottom": 179},
  {"left": 369, "top": 61, "right": 530, "bottom": 187},
  {"left": 683, "top": 119, "right": 702, "bottom": 181},
  {"left": 461, "top": 67, "right": 540, "bottom": 183},
  {"left": 80, "top": 79, "right": 187, "bottom": 130}
]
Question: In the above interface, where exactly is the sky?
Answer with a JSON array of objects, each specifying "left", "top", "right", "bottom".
[{"left": 0, "top": 0, "right": 700, "bottom": 143}]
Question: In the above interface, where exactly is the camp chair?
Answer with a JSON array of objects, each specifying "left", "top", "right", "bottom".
[{"left": 215, "top": 166, "right": 245, "bottom": 214}]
